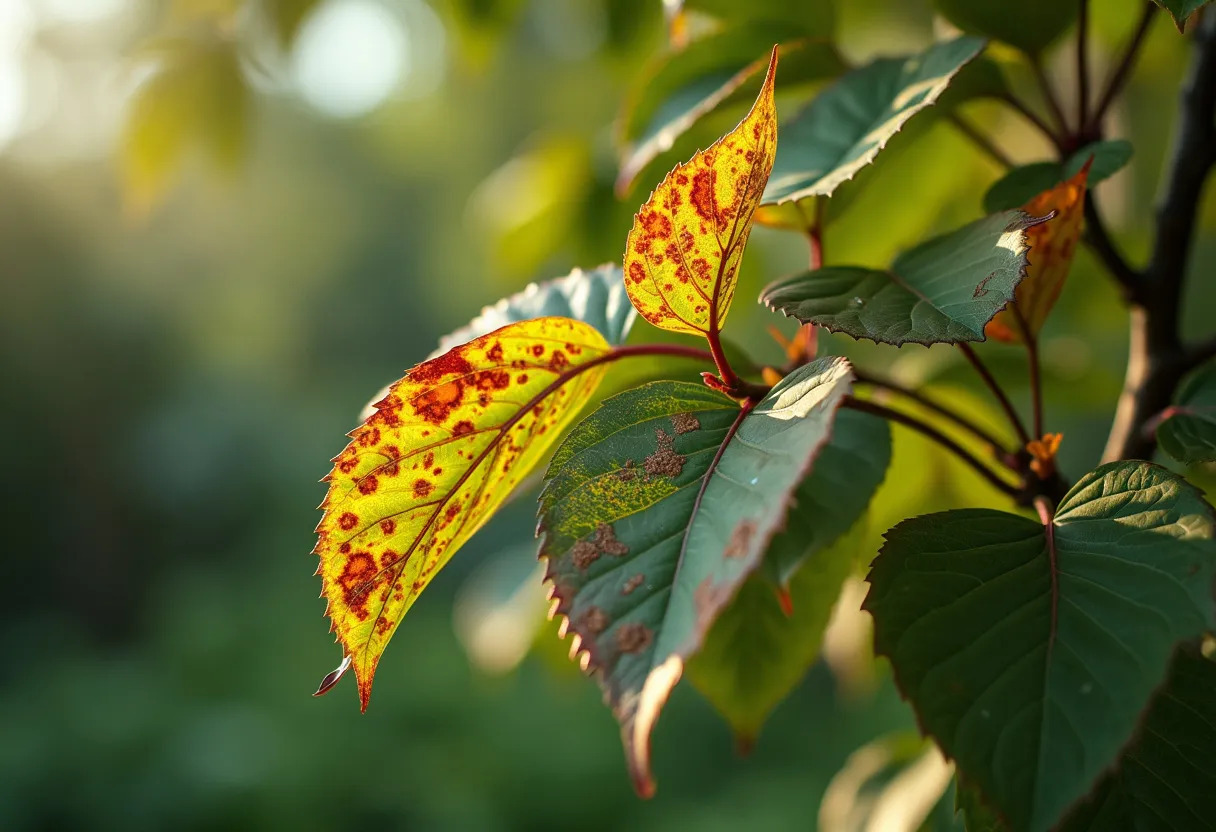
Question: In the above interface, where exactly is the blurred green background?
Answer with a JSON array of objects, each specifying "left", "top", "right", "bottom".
[{"left": 1, "top": 0, "right": 1212, "bottom": 829}]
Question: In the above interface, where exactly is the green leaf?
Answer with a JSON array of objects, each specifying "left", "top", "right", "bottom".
[
  {"left": 957, "top": 780, "right": 1007, "bottom": 832},
  {"left": 761, "top": 37, "right": 986, "bottom": 206},
  {"left": 865, "top": 461, "right": 1216, "bottom": 832},
  {"left": 1153, "top": 1, "right": 1212, "bottom": 31},
  {"left": 685, "top": 519, "right": 865, "bottom": 746},
  {"left": 1056, "top": 645, "right": 1216, "bottom": 830},
  {"left": 435, "top": 264, "right": 637, "bottom": 356},
  {"left": 984, "top": 141, "right": 1133, "bottom": 213},
  {"left": 616, "top": 29, "right": 844, "bottom": 194},
  {"left": 1156, "top": 363, "right": 1216, "bottom": 465},
  {"left": 761, "top": 211, "right": 1037, "bottom": 346},
  {"left": 538, "top": 358, "right": 852, "bottom": 796},
  {"left": 933, "top": 0, "right": 1077, "bottom": 55},
  {"left": 761, "top": 409, "right": 891, "bottom": 587}
]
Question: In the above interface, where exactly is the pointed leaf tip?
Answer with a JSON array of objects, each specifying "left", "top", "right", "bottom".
[{"left": 623, "top": 42, "right": 778, "bottom": 338}]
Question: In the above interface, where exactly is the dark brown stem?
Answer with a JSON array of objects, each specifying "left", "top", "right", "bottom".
[
  {"left": 852, "top": 370, "right": 1017, "bottom": 463},
  {"left": 610, "top": 343, "right": 717, "bottom": 365},
  {"left": 844, "top": 397, "right": 1021, "bottom": 498},
  {"left": 1077, "top": 0, "right": 1091, "bottom": 131},
  {"left": 949, "top": 114, "right": 1014, "bottom": 169},
  {"left": 958, "top": 342, "right": 1032, "bottom": 446},
  {"left": 1089, "top": 2, "right": 1158, "bottom": 133},
  {"left": 1001, "top": 92, "right": 1066, "bottom": 152},
  {"left": 1011, "top": 304, "right": 1045, "bottom": 439},
  {"left": 1103, "top": 11, "right": 1216, "bottom": 461}
]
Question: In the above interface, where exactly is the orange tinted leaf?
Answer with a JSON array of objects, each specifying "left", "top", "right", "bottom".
[
  {"left": 986, "top": 163, "right": 1090, "bottom": 343},
  {"left": 315, "top": 317, "right": 611, "bottom": 709},
  {"left": 623, "top": 46, "right": 778, "bottom": 338}
]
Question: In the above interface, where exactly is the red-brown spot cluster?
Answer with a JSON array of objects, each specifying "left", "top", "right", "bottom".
[
  {"left": 375, "top": 615, "right": 394, "bottom": 635},
  {"left": 453, "top": 420, "right": 474, "bottom": 436},
  {"left": 475, "top": 370, "right": 511, "bottom": 391},
  {"left": 358, "top": 475, "right": 379, "bottom": 495},
  {"left": 690, "top": 169, "right": 720, "bottom": 228},
  {"left": 548, "top": 350, "right": 569, "bottom": 372},
  {"left": 640, "top": 210, "right": 672, "bottom": 239},
  {"left": 339, "top": 542, "right": 351, "bottom": 554},
  {"left": 338, "top": 512, "right": 359, "bottom": 531},
  {"left": 358, "top": 427, "right": 381, "bottom": 448},
  {"left": 337, "top": 457, "right": 358, "bottom": 474},
  {"left": 616, "top": 623, "right": 652, "bottom": 654},
  {"left": 628, "top": 261, "right": 647, "bottom": 285},
  {"left": 413, "top": 381, "right": 464, "bottom": 424},
  {"left": 380, "top": 550, "right": 399, "bottom": 568},
  {"left": 516, "top": 373, "right": 528, "bottom": 384},
  {"left": 486, "top": 342, "right": 504, "bottom": 362},
  {"left": 410, "top": 349, "right": 474, "bottom": 384},
  {"left": 413, "top": 479, "right": 434, "bottom": 498},
  {"left": 531, "top": 344, "right": 545, "bottom": 358},
  {"left": 380, "top": 519, "right": 397, "bottom": 535},
  {"left": 338, "top": 552, "right": 378, "bottom": 619},
  {"left": 423, "top": 452, "right": 434, "bottom": 468}
]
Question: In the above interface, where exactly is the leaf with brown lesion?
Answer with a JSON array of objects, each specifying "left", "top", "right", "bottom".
[
  {"left": 623, "top": 46, "right": 779, "bottom": 338},
  {"left": 314, "top": 317, "right": 612, "bottom": 709}
]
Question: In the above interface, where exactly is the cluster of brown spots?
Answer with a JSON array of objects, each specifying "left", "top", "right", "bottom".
[
  {"left": 571, "top": 522, "right": 630, "bottom": 570},
  {"left": 628, "top": 261, "right": 647, "bottom": 284},
  {"left": 622, "top": 574, "right": 645, "bottom": 595},
  {"left": 370, "top": 394, "right": 404, "bottom": 428},
  {"left": 414, "top": 381, "right": 464, "bottom": 423},
  {"left": 548, "top": 350, "right": 569, "bottom": 371},
  {"left": 380, "top": 550, "right": 399, "bottom": 568},
  {"left": 644, "top": 428, "right": 685, "bottom": 478},
  {"left": 338, "top": 552, "right": 378, "bottom": 619},
  {"left": 358, "top": 427, "right": 381, "bottom": 448},
  {"left": 670, "top": 412, "right": 700, "bottom": 435},
  {"left": 413, "top": 479, "right": 433, "bottom": 499},
  {"left": 453, "top": 420, "right": 475, "bottom": 436},
  {"left": 475, "top": 370, "right": 511, "bottom": 391},
  {"left": 338, "top": 512, "right": 359, "bottom": 531},
  {"left": 358, "top": 475, "right": 379, "bottom": 495},
  {"left": 615, "top": 459, "right": 637, "bottom": 482},
  {"left": 375, "top": 615, "right": 394, "bottom": 636},
  {"left": 409, "top": 349, "right": 474, "bottom": 384},
  {"left": 517, "top": 373, "right": 528, "bottom": 384},
  {"left": 337, "top": 456, "right": 358, "bottom": 474},
  {"left": 380, "top": 518, "right": 396, "bottom": 535},
  {"left": 616, "top": 623, "right": 652, "bottom": 654},
  {"left": 486, "top": 342, "right": 504, "bottom": 362},
  {"left": 581, "top": 606, "right": 609, "bottom": 635},
  {"left": 640, "top": 210, "right": 672, "bottom": 240},
  {"left": 724, "top": 520, "right": 756, "bottom": 559},
  {"left": 690, "top": 169, "right": 720, "bottom": 228},
  {"left": 423, "top": 452, "right": 434, "bottom": 468},
  {"left": 339, "top": 542, "right": 351, "bottom": 554}
]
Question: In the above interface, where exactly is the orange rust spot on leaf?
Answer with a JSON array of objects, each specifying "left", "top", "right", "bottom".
[
  {"left": 380, "top": 519, "right": 396, "bottom": 535},
  {"left": 413, "top": 479, "right": 434, "bottom": 498},
  {"left": 414, "top": 382, "right": 464, "bottom": 423},
  {"left": 358, "top": 475, "right": 379, "bottom": 495},
  {"left": 338, "top": 512, "right": 358, "bottom": 531}
]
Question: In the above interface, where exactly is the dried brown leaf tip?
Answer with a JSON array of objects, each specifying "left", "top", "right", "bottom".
[{"left": 644, "top": 428, "right": 685, "bottom": 478}]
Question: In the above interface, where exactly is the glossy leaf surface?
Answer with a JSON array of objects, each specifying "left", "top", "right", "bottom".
[
  {"left": 866, "top": 462, "right": 1216, "bottom": 832},
  {"left": 317, "top": 318, "right": 611, "bottom": 709},
  {"left": 538, "top": 358, "right": 851, "bottom": 796},
  {"left": 986, "top": 164, "right": 1089, "bottom": 343},
  {"left": 1157, "top": 363, "right": 1216, "bottom": 465},
  {"left": 761, "top": 37, "right": 985, "bottom": 206},
  {"left": 624, "top": 47, "right": 778, "bottom": 337},
  {"left": 761, "top": 211, "right": 1036, "bottom": 346}
]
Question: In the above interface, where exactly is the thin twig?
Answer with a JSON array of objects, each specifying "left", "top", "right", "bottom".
[
  {"left": 1000, "top": 92, "right": 1066, "bottom": 153},
  {"left": 1032, "top": 55, "right": 1071, "bottom": 136},
  {"left": 1077, "top": 0, "right": 1091, "bottom": 131},
  {"left": 1089, "top": 2, "right": 1158, "bottom": 132},
  {"left": 958, "top": 342, "right": 1032, "bottom": 446},
  {"left": 843, "top": 397, "right": 1022, "bottom": 498},
  {"left": 851, "top": 370, "right": 1017, "bottom": 462},
  {"left": 1011, "top": 304, "right": 1045, "bottom": 439},
  {"left": 949, "top": 114, "right": 1014, "bottom": 168}
]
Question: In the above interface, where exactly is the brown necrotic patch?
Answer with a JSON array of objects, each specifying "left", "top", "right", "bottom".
[
  {"left": 582, "top": 606, "right": 609, "bottom": 635},
  {"left": 571, "top": 523, "right": 630, "bottom": 570},
  {"left": 622, "top": 574, "right": 645, "bottom": 595},
  {"left": 413, "top": 381, "right": 464, "bottom": 423},
  {"left": 644, "top": 428, "right": 685, "bottom": 478},
  {"left": 724, "top": 520, "right": 756, "bottom": 559},
  {"left": 670, "top": 412, "right": 700, "bottom": 434},
  {"left": 413, "top": 479, "right": 434, "bottom": 498},
  {"left": 616, "top": 623, "right": 652, "bottom": 654},
  {"left": 338, "top": 512, "right": 359, "bottom": 531},
  {"left": 615, "top": 459, "right": 636, "bottom": 482}
]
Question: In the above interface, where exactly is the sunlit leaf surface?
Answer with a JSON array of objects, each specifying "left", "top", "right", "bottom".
[
  {"left": 623, "top": 46, "right": 778, "bottom": 337},
  {"left": 316, "top": 317, "right": 611, "bottom": 709},
  {"left": 538, "top": 358, "right": 851, "bottom": 796}
]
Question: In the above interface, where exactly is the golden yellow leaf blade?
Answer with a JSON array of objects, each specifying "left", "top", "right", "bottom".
[
  {"left": 623, "top": 45, "right": 779, "bottom": 337},
  {"left": 315, "top": 317, "right": 611, "bottom": 709},
  {"left": 987, "top": 163, "right": 1090, "bottom": 343}
]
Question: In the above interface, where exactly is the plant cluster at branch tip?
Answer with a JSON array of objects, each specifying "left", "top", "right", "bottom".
[{"left": 311, "top": 4, "right": 1216, "bottom": 828}]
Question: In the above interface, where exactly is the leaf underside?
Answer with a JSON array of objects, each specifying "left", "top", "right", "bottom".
[
  {"left": 623, "top": 46, "right": 778, "bottom": 337},
  {"left": 316, "top": 317, "right": 610, "bottom": 709},
  {"left": 538, "top": 357, "right": 852, "bottom": 797},
  {"left": 761, "top": 211, "right": 1037, "bottom": 346},
  {"left": 761, "top": 36, "right": 985, "bottom": 206},
  {"left": 865, "top": 461, "right": 1216, "bottom": 832}
]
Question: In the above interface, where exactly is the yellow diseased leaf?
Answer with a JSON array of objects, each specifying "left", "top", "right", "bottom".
[
  {"left": 986, "top": 163, "right": 1090, "bottom": 343},
  {"left": 623, "top": 46, "right": 778, "bottom": 338},
  {"left": 314, "top": 317, "right": 611, "bottom": 709}
]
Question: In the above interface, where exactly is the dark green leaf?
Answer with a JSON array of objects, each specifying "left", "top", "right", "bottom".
[
  {"left": 761, "top": 409, "right": 891, "bottom": 587},
  {"left": 761, "top": 211, "right": 1037, "bottom": 346},
  {"left": 957, "top": 780, "right": 1007, "bottom": 831},
  {"left": 1156, "top": 363, "right": 1216, "bottom": 465},
  {"left": 617, "top": 29, "right": 843, "bottom": 194},
  {"left": 761, "top": 37, "right": 986, "bottom": 205},
  {"left": 434, "top": 264, "right": 637, "bottom": 356},
  {"left": 983, "top": 163, "right": 1066, "bottom": 214},
  {"left": 985, "top": 142, "right": 1134, "bottom": 214},
  {"left": 1056, "top": 645, "right": 1216, "bottom": 830},
  {"left": 933, "top": 0, "right": 1077, "bottom": 55},
  {"left": 685, "top": 524, "right": 861, "bottom": 746},
  {"left": 1153, "top": 1, "right": 1212, "bottom": 31},
  {"left": 865, "top": 461, "right": 1216, "bottom": 832},
  {"left": 538, "top": 358, "right": 852, "bottom": 796}
]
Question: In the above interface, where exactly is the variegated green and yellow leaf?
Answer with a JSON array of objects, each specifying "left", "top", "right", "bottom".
[
  {"left": 623, "top": 46, "right": 778, "bottom": 337},
  {"left": 315, "top": 317, "right": 611, "bottom": 709}
]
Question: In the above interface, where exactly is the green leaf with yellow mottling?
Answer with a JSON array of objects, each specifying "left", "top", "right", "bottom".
[
  {"left": 538, "top": 357, "right": 852, "bottom": 797},
  {"left": 624, "top": 46, "right": 778, "bottom": 338},
  {"left": 315, "top": 317, "right": 611, "bottom": 710}
]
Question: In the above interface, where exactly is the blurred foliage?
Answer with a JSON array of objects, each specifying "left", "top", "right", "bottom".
[{"left": 0, "top": 0, "right": 1213, "bottom": 829}]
